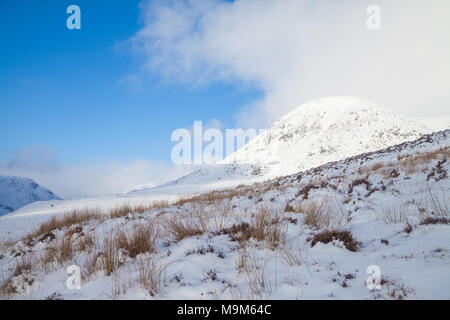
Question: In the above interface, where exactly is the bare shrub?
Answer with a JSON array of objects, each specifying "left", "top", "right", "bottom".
[
  {"left": 57, "top": 236, "right": 74, "bottom": 265},
  {"left": 243, "top": 252, "right": 272, "bottom": 299},
  {"left": 203, "top": 268, "right": 219, "bottom": 281},
  {"left": 279, "top": 244, "right": 302, "bottom": 267},
  {"left": 298, "top": 199, "right": 344, "bottom": 229},
  {"left": 136, "top": 256, "right": 169, "bottom": 296},
  {"left": 111, "top": 268, "right": 133, "bottom": 297},
  {"left": 234, "top": 248, "right": 248, "bottom": 274},
  {"left": 83, "top": 250, "right": 103, "bottom": 280},
  {"left": 379, "top": 205, "right": 408, "bottom": 224},
  {"left": 427, "top": 187, "right": 449, "bottom": 217},
  {"left": 311, "top": 230, "right": 360, "bottom": 252},
  {"left": 100, "top": 234, "right": 120, "bottom": 276}
]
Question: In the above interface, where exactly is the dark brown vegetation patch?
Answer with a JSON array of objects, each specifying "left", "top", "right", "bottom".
[
  {"left": 311, "top": 230, "right": 360, "bottom": 252},
  {"left": 420, "top": 216, "right": 450, "bottom": 225}
]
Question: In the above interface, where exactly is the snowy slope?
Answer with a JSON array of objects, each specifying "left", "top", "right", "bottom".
[
  {"left": 140, "top": 97, "right": 429, "bottom": 192},
  {"left": 0, "top": 130, "right": 448, "bottom": 299},
  {"left": 0, "top": 176, "right": 60, "bottom": 216}
]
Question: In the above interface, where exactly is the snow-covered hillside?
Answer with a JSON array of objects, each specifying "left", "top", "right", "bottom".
[
  {"left": 223, "top": 97, "right": 428, "bottom": 175},
  {"left": 0, "top": 130, "right": 448, "bottom": 299},
  {"left": 0, "top": 176, "right": 60, "bottom": 216},
  {"left": 144, "top": 97, "right": 429, "bottom": 192}
]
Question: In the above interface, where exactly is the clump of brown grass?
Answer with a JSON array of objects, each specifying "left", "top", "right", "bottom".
[
  {"left": 27, "top": 209, "right": 102, "bottom": 240},
  {"left": 110, "top": 201, "right": 170, "bottom": 219},
  {"left": 56, "top": 236, "right": 74, "bottom": 265},
  {"left": 100, "top": 234, "right": 120, "bottom": 276},
  {"left": 136, "top": 255, "right": 169, "bottom": 296},
  {"left": 0, "top": 256, "right": 34, "bottom": 297},
  {"left": 38, "top": 235, "right": 75, "bottom": 269},
  {"left": 115, "top": 222, "right": 158, "bottom": 258},
  {"left": 109, "top": 204, "right": 134, "bottom": 219},
  {"left": 243, "top": 251, "right": 272, "bottom": 299},
  {"left": 38, "top": 246, "right": 58, "bottom": 271},
  {"left": 297, "top": 199, "right": 345, "bottom": 229},
  {"left": 393, "top": 146, "right": 450, "bottom": 176},
  {"left": 166, "top": 209, "right": 209, "bottom": 242},
  {"left": 234, "top": 248, "right": 249, "bottom": 274},
  {"left": 173, "top": 187, "right": 249, "bottom": 207},
  {"left": 279, "top": 244, "right": 302, "bottom": 267},
  {"left": 311, "top": 230, "right": 360, "bottom": 252},
  {"left": 218, "top": 208, "right": 286, "bottom": 248},
  {"left": 83, "top": 250, "right": 103, "bottom": 280}
]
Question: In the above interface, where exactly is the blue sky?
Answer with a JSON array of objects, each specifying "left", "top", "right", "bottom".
[
  {"left": 0, "top": 0, "right": 259, "bottom": 166},
  {"left": 1, "top": 0, "right": 448, "bottom": 197}
]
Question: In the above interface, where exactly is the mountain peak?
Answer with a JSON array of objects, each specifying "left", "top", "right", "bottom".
[
  {"left": 221, "top": 97, "right": 429, "bottom": 177},
  {"left": 0, "top": 175, "right": 60, "bottom": 216}
]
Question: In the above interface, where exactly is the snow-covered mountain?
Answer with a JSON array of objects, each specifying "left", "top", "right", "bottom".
[
  {"left": 221, "top": 96, "right": 429, "bottom": 175},
  {"left": 152, "top": 97, "right": 430, "bottom": 191},
  {"left": 0, "top": 176, "right": 60, "bottom": 216}
]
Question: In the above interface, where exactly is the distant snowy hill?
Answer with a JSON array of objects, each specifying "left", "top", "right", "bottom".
[
  {"left": 0, "top": 176, "right": 60, "bottom": 216},
  {"left": 145, "top": 97, "right": 430, "bottom": 191}
]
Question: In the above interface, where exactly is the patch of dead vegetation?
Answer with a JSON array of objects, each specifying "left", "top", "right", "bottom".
[
  {"left": 27, "top": 209, "right": 103, "bottom": 241},
  {"left": 217, "top": 208, "right": 286, "bottom": 249},
  {"left": 297, "top": 198, "right": 346, "bottom": 230},
  {"left": 109, "top": 201, "right": 170, "bottom": 219},
  {"left": 114, "top": 222, "right": 158, "bottom": 258},
  {"left": 136, "top": 255, "right": 170, "bottom": 296},
  {"left": 420, "top": 216, "right": 450, "bottom": 225},
  {"left": 311, "top": 230, "right": 360, "bottom": 252},
  {"left": 379, "top": 204, "right": 408, "bottom": 224}
]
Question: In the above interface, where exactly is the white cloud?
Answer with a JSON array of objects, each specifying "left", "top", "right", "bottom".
[
  {"left": 0, "top": 145, "right": 193, "bottom": 199},
  {"left": 131, "top": 0, "right": 450, "bottom": 130}
]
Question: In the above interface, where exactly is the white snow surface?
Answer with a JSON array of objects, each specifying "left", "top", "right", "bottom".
[
  {"left": 0, "top": 129, "right": 448, "bottom": 300},
  {"left": 0, "top": 176, "right": 60, "bottom": 216}
]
